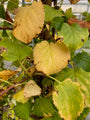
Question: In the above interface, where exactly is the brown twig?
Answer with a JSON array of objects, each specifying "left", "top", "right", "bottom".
[
  {"left": 0, "top": 77, "right": 30, "bottom": 96},
  {"left": 0, "top": 27, "right": 13, "bottom": 30},
  {"left": 0, "top": 85, "right": 15, "bottom": 96}
]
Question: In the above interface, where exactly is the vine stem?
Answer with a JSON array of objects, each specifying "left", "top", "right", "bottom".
[
  {"left": 47, "top": 75, "right": 60, "bottom": 84},
  {"left": 0, "top": 27, "right": 13, "bottom": 30},
  {"left": 15, "top": 82, "right": 27, "bottom": 87},
  {"left": 0, "top": 79, "right": 13, "bottom": 86},
  {"left": 0, "top": 18, "right": 14, "bottom": 25},
  {"left": 18, "top": 60, "right": 31, "bottom": 77}
]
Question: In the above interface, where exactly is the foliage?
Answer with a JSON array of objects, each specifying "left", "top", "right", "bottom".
[{"left": 0, "top": 0, "right": 90, "bottom": 120}]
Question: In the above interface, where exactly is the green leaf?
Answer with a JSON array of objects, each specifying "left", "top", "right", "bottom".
[
  {"left": 73, "top": 51, "right": 90, "bottom": 72},
  {"left": 14, "top": 101, "right": 32, "bottom": 120},
  {"left": 83, "top": 37, "right": 90, "bottom": 49},
  {"left": 0, "top": 38, "right": 32, "bottom": 61},
  {"left": 7, "top": 0, "right": 19, "bottom": 13},
  {"left": 53, "top": 79, "right": 84, "bottom": 120},
  {"left": 85, "top": 14, "right": 90, "bottom": 21},
  {"left": 32, "top": 97, "right": 56, "bottom": 117},
  {"left": 81, "top": 11, "right": 88, "bottom": 17},
  {"left": 2, "top": 30, "right": 9, "bottom": 38},
  {"left": 65, "top": 8, "right": 76, "bottom": 19},
  {"left": 56, "top": 68, "right": 90, "bottom": 107},
  {"left": 0, "top": 4, "right": 6, "bottom": 19},
  {"left": 42, "top": 77, "right": 53, "bottom": 87},
  {"left": 44, "top": 5, "right": 63, "bottom": 21},
  {"left": 77, "top": 107, "right": 90, "bottom": 120},
  {"left": 58, "top": 23, "right": 89, "bottom": 51},
  {"left": 51, "top": 17, "right": 64, "bottom": 31}
]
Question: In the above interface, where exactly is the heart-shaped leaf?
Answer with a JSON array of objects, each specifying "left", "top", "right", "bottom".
[
  {"left": 33, "top": 41, "right": 70, "bottom": 75},
  {"left": 13, "top": 1, "right": 45, "bottom": 43},
  {"left": 56, "top": 68, "right": 90, "bottom": 107},
  {"left": 53, "top": 79, "right": 84, "bottom": 120},
  {"left": 58, "top": 23, "right": 89, "bottom": 51}
]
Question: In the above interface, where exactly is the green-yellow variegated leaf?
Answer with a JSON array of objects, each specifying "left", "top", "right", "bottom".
[
  {"left": 33, "top": 41, "right": 70, "bottom": 75},
  {"left": 53, "top": 79, "right": 84, "bottom": 120},
  {"left": 56, "top": 68, "right": 90, "bottom": 107},
  {"left": 58, "top": 23, "right": 89, "bottom": 51}
]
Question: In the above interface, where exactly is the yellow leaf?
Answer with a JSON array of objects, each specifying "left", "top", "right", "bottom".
[
  {"left": 33, "top": 41, "right": 70, "bottom": 75},
  {"left": 13, "top": 90, "right": 29, "bottom": 103},
  {"left": 0, "top": 70, "right": 18, "bottom": 80},
  {"left": 24, "top": 80, "right": 41, "bottom": 98},
  {"left": 13, "top": 1, "right": 45, "bottom": 43}
]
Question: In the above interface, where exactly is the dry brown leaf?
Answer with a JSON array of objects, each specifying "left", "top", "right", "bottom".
[
  {"left": 69, "top": 0, "right": 80, "bottom": 4},
  {"left": 68, "top": 17, "right": 90, "bottom": 31},
  {"left": 24, "top": 80, "right": 41, "bottom": 98},
  {"left": 13, "top": 1, "right": 45, "bottom": 43},
  {"left": 0, "top": 70, "right": 18, "bottom": 80}
]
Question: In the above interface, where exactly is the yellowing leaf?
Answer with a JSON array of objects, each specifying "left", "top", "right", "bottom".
[
  {"left": 33, "top": 41, "right": 70, "bottom": 75},
  {"left": 53, "top": 79, "right": 84, "bottom": 120},
  {"left": 24, "top": 80, "right": 41, "bottom": 98},
  {"left": 13, "top": 1, "right": 45, "bottom": 43},
  {"left": 0, "top": 70, "right": 18, "bottom": 80},
  {"left": 13, "top": 90, "right": 29, "bottom": 103}
]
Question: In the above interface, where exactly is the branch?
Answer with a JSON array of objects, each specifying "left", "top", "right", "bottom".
[
  {"left": 0, "top": 27, "right": 13, "bottom": 30},
  {"left": 0, "top": 85, "right": 15, "bottom": 96},
  {"left": 0, "top": 77, "right": 30, "bottom": 96}
]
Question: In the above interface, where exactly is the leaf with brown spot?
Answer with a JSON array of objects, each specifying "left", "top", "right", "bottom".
[{"left": 24, "top": 80, "right": 41, "bottom": 98}]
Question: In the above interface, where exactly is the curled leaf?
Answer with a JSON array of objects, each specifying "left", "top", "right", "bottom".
[
  {"left": 24, "top": 80, "right": 41, "bottom": 98},
  {"left": 13, "top": 1, "right": 45, "bottom": 43},
  {"left": 33, "top": 41, "right": 70, "bottom": 75}
]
